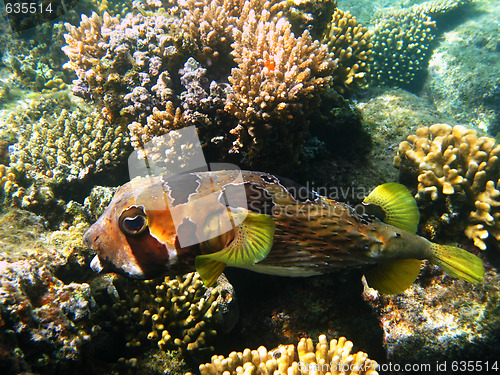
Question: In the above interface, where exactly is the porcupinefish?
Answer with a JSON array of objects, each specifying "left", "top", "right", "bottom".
[{"left": 83, "top": 170, "right": 484, "bottom": 294}]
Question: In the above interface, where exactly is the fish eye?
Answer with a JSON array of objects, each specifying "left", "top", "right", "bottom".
[{"left": 119, "top": 206, "right": 149, "bottom": 236}]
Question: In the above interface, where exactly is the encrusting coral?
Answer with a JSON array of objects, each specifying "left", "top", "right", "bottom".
[
  {"left": 394, "top": 124, "right": 500, "bottom": 250},
  {"left": 369, "top": 0, "right": 473, "bottom": 89},
  {"left": 193, "top": 334, "right": 378, "bottom": 375}
]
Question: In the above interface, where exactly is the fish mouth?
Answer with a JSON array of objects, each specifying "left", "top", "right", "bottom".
[
  {"left": 90, "top": 254, "right": 146, "bottom": 279},
  {"left": 90, "top": 255, "right": 106, "bottom": 273}
]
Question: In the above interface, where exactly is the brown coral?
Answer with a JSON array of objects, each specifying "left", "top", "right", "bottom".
[
  {"left": 194, "top": 334, "right": 378, "bottom": 375},
  {"left": 61, "top": 0, "right": 370, "bottom": 174},
  {"left": 225, "top": 0, "right": 336, "bottom": 163},
  {"left": 62, "top": 12, "right": 119, "bottom": 83},
  {"left": 394, "top": 124, "right": 500, "bottom": 250},
  {"left": 94, "top": 272, "right": 236, "bottom": 353},
  {"left": 180, "top": 0, "right": 241, "bottom": 65}
]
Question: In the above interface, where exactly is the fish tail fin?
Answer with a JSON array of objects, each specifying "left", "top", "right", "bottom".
[{"left": 429, "top": 243, "right": 484, "bottom": 283}]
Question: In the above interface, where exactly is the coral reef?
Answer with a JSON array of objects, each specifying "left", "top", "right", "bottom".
[
  {"left": 92, "top": 272, "right": 237, "bottom": 354},
  {"left": 369, "top": 7, "right": 436, "bottom": 89},
  {"left": 394, "top": 124, "right": 500, "bottom": 250},
  {"left": 0, "top": 207, "right": 237, "bottom": 373},
  {"left": 0, "top": 260, "right": 94, "bottom": 373},
  {"left": 225, "top": 0, "right": 336, "bottom": 165},
  {"left": 321, "top": 8, "right": 372, "bottom": 93},
  {"left": 365, "top": 263, "right": 500, "bottom": 366},
  {"left": 0, "top": 92, "right": 129, "bottom": 215},
  {"left": 1, "top": 28, "right": 70, "bottom": 93},
  {"left": 369, "top": 0, "right": 473, "bottom": 89},
  {"left": 61, "top": 0, "right": 371, "bottom": 174},
  {"left": 0, "top": 210, "right": 95, "bottom": 373},
  {"left": 194, "top": 334, "right": 378, "bottom": 375},
  {"left": 180, "top": 0, "right": 239, "bottom": 67}
]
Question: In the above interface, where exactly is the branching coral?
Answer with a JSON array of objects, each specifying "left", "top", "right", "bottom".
[
  {"left": 94, "top": 272, "right": 236, "bottom": 354},
  {"left": 62, "top": 12, "right": 120, "bottom": 88},
  {"left": 194, "top": 334, "right": 378, "bottom": 375},
  {"left": 0, "top": 93, "right": 129, "bottom": 210},
  {"left": 225, "top": 0, "right": 336, "bottom": 163},
  {"left": 61, "top": 0, "right": 370, "bottom": 173},
  {"left": 394, "top": 124, "right": 500, "bottom": 250},
  {"left": 62, "top": 10, "right": 183, "bottom": 122},
  {"left": 180, "top": 0, "right": 241, "bottom": 65},
  {"left": 321, "top": 8, "right": 372, "bottom": 93},
  {"left": 369, "top": 0, "right": 472, "bottom": 89}
]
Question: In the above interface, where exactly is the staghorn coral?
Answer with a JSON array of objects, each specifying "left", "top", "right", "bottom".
[
  {"left": 226, "top": 0, "right": 336, "bottom": 164},
  {"left": 369, "top": 0, "right": 473, "bottom": 89},
  {"left": 394, "top": 124, "right": 500, "bottom": 250},
  {"left": 61, "top": 0, "right": 370, "bottom": 174},
  {"left": 321, "top": 8, "right": 372, "bottom": 93},
  {"left": 194, "top": 334, "right": 378, "bottom": 375},
  {"left": 93, "top": 272, "right": 237, "bottom": 354},
  {"left": 180, "top": 0, "right": 241, "bottom": 67}
]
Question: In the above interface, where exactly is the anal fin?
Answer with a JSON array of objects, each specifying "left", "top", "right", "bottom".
[{"left": 364, "top": 259, "right": 422, "bottom": 294}]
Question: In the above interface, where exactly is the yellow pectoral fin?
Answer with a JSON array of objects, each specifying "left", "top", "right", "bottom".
[
  {"left": 364, "top": 182, "right": 420, "bottom": 234},
  {"left": 195, "top": 212, "right": 276, "bottom": 286},
  {"left": 195, "top": 257, "right": 226, "bottom": 287},
  {"left": 364, "top": 259, "right": 422, "bottom": 295}
]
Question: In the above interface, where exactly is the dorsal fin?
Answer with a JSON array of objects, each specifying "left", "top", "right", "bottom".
[{"left": 363, "top": 182, "right": 420, "bottom": 233}]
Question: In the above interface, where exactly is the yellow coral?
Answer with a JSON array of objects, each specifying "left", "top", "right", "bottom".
[
  {"left": 322, "top": 8, "right": 372, "bottom": 93},
  {"left": 395, "top": 124, "right": 500, "bottom": 250},
  {"left": 193, "top": 334, "right": 378, "bottom": 375},
  {"left": 95, "top": 272, "right": 234, "bottom": 353},
  {"left": 369, "top": 0, "right": 473, "bottom": 88}
]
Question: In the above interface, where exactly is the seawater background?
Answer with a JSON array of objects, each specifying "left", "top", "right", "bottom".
[{"left": 0, "top": 0, "right": 499, "bottom": 374}]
